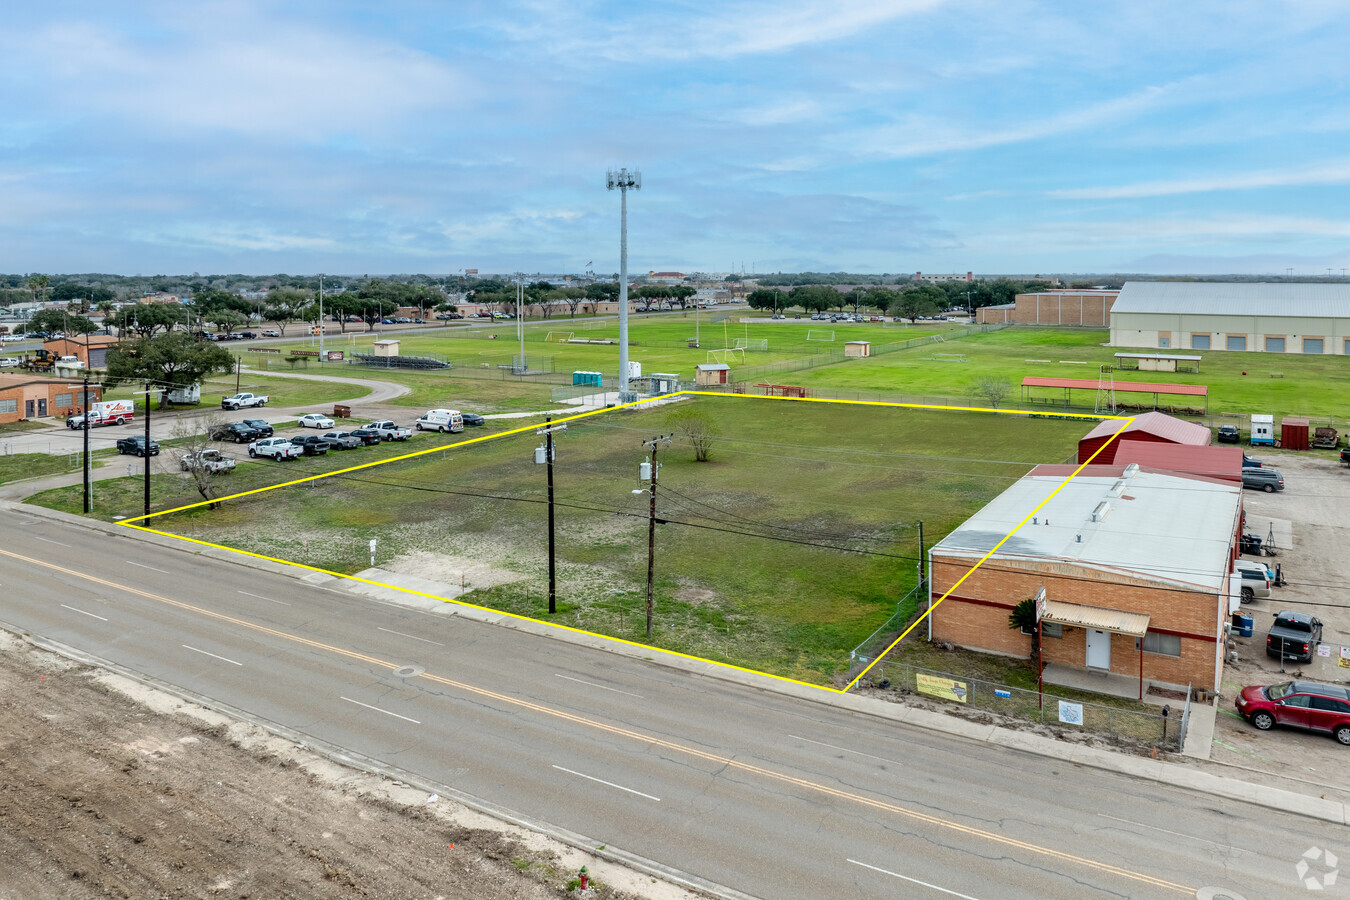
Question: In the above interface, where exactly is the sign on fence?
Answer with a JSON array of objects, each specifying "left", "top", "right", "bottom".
[
  {"left": 1058, "top": 700, "right": 1084, "bottom": 726},
  {"left": 994, "top": 688, "right": 1012, "bottom": 699},
  {"left": 291, "top": 350, "right": 319, "bottom": 357},
  {"left": 1340, "top": 646, "right": 1350, "bottom": 669},
  {"left": 916, "top": 673, "right": 968, "bottom": 704},
  {"left": 248, "top": 347, "right": 281, "bottom": 353},
  {"left": 326, "top": 350, "right": 344, "bottom": 361}
]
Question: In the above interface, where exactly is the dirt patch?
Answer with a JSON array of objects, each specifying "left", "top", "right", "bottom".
[
  {"left": 0, "top": 630, "right": 697, "bottom": 899},
  {"left": 386, "top": 549, "right": 525, "bottom": 592},
  {"left": 675, "top": 587, "right": 716, "bottom": 605}
]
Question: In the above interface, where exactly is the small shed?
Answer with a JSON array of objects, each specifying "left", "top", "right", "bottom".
[
  {"left": 844, "top": 341, "right": 871, "bottom": 358},
  {"left": 1077, "top": 411, "right": 1211, "bottom": 464},
  {"left": 1250, "top": 414, "right": 1274, "bottom": 446},
  {"left": 695, "top": 363, "right": 730, "bottom": 386},
  {"left": 372, "top": 339, "right": 400, "bottom": 358},
  {"left": 1280, "top": 417, "right": 1310, "bottom": 451}
]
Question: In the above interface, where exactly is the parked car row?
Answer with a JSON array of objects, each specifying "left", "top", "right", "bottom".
[{"left": 245, "top": 421, "right": 414, "bottom": 460}]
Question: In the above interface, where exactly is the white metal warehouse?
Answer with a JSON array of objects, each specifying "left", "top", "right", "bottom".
[{"left": 1109, "top": 281, "right": 1350, "bottom": 354}]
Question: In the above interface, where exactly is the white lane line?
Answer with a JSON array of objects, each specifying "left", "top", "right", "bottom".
[
  {"left": 181, "top": 645, "right": 243, "bottom": 666},
  {"left": 340, "top": 696, "right": 421, "bottom": 724},
  {"left": 552, "top": 765, "right": 660, "bottom": 801},
  {"left": 34, "top": 536, "right": 70, "bottom": 547},
  {"left": 846, "top": 859, "right": 983, "bottom": 899},
  {"left": 238, "top": 590, "right": 290, "bottom": 606},
  {"left": 554, "top": 674, "right": 644, "bottom": 698},
  {"left": 60, "top": 603, "right": 107, "bottom": 622},
  {"left": 789, "top": 734, "right": 897, "bottom": 765},
  {"left": 1096, "top": 814, "right": 1232, "bottom": 849},
  {"left": 377, "top": 626, "right": 443, "bottom": 646},
  {"left": 126, "top": 561, "right": 171, "bottom": 574}
]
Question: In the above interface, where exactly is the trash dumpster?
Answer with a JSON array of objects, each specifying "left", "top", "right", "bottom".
[
  {"left": 1232, "top": 613, "right": 1253, "bottom": 638},
  {"left": 333, "top": 404, "right": 351, "bottom": 418}
]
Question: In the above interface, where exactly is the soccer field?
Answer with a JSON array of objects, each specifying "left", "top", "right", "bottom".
[{"left": 135, "top": 395, "right": 1088, "bottom": 683}]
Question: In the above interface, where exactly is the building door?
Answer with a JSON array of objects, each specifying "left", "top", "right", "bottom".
[
  {"left": 24, "top": 399, "right": 34, "bottom": 419},
  {"left": 37, "top": 398, "right": 47, "bottom": 417},
  {"left": 1085, "top": 629, "right": 1111, "bottom": 669}
]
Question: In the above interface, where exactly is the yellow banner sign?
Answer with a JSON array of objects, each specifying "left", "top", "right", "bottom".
[{"left": 916, "top": 673, "right": 969, "bottom": 704}]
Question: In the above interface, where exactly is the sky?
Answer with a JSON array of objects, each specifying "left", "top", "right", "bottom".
[{"left": 2, "top": 0, "right": 1349, "bottom": 277}]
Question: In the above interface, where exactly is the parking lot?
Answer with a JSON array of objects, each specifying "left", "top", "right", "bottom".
[{"left": 1213, "top": 449, "right": 1350, "bottom": 794}]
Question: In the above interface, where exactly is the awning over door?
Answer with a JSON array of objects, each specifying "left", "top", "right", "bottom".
[{"left": 1042, "top": 600, "right": 1149, "bottom": 637}]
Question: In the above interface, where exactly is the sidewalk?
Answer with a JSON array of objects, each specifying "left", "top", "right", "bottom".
[{"left": 5, "top": 497, "right": 1345, "bottom": 827}]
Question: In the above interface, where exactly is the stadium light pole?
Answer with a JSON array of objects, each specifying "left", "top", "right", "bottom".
[{"left": 607, "top": 167, "right": 641, "bottom": 401}]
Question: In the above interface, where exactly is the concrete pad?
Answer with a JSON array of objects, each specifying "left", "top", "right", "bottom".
[
  {"left": 1180, "top": 700, "right": 1216, "bottom": 760},
  {"left": 1243, "top": 513, "right": 1292, "bottom": 552}
]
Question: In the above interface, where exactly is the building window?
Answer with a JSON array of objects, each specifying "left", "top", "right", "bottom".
[
  {"left": 1021, "top": 622, "right": 1063, "bottom": 638},
  {"left": 1265, "top": 336, "right": 1285, "bottom": 352},
  {"left": 1226, "top": 335, "right": 1246, "bottom": 351},
  {"left": 1158, "top": 336, "right": 1170, "bottom": 348},
  {"left": 1345, "top": 338, "right": 1350, "bottom": 356},
  {"left": 1303, "top": 338, "right": 1324, "bottom": 354},
  {"left": 55, "top": 393, "right": 72, "bottom": 408},
  {"left": 0, "top": 399, "right": 15, "bottom": 415},
  {"left": 1141, "top": 631, "right": 1181, "bottom": 657},
  {"left": 1190, "top": 334, "right": 1210, "bottom": 350}
]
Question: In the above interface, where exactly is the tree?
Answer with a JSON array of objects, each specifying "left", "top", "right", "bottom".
[
  {"left": 669, "top": 285, "right": 697, "bottom": 310},
  {"left": 666, "top": 406, "right": 721, "bottom": 462},
  {"left": 170, "top": 413, "right": 233, "bottom": 509},
  {"left": 585, "top": 282, "right": 619, "bottom": 301},
  {"left": 105, "top": 332, "right": 234, "bottom": 398},
  {"left": 26, "top": 274, "right": 49, "bottom": 305},
  {"left": 891, "top": 288, "right": 941, "bottom": 323},
  {"left": 204, "top": 309, "right": 246, "bottom": 334},
  {"left": 119, "top": 302, "right": 186, "bottom": 339},
  {"left": 634, "top": 285, "right": 669, "bottom": 311},
  {"left": 973, "top": 377, "right": 1012, "bottom": 408},
  {"left": 1008, "top": 597, "right": 1041, "bottom": 663},
  {"left": 557, "top": 287, "right": 585, "bottom": 318},
  {"left": 262, "top": 287, "right": 312, "bottom": 336},
  {"left": 25, "top": 308, "right": 98, "bottom": 336},
  {"left": 746, "top": 288, "right": 785, "bottom": 311},
  {"left": 790, "top": 284, "right": 836, "bottom": 313}
]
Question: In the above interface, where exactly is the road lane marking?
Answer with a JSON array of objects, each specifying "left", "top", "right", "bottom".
[
  {"left": 554, "top": 674, "right": 644, "bottom": 698},
  {"left": 377, "top": 626, "right": 443, "bottom": 646},
  {"left": 1096, "top": 814, "right": 1232, "bottom": 849},
  {"left": 341, "top": 696, "right": 421, "bottom": 724},
  {"left": 126, "top": 561, "right": 172, "bottom": 574},
  {"left": 35, "top": 536, "right": 70, "bottom": 547},
  {"left": 60, "top": 603, "right": 107, "bottom": 621},
  {"left": 847, "top": 859, "right": 983, "bottom": 899},
  {"left": 789, "top": 734, "right": 897, "bottom": 765},
  {"left": 0, "top": 546, "right": 1193, "bottom": 896},
  {"left": 182, "top": 645, "right": 243, "bottom": 666},
  {"left": 552, "top": 765, "right": 660, "bottom": 801},
  {"left": 238, "top": 590, "right": 290, "bottom": 606}
]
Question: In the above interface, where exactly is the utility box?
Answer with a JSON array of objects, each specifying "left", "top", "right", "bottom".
[
  {"left": 1281, "top": 416, "right": 1309, "bottom": 451},
  {"left": 1250, "top": 414, "right": 1274, "bottom": 446},
  {"left": 627, "top": 360, "right": 642, "bottom": 379},
  {"left": 650, "top": 372, "right": 680, "bottom": 394}
]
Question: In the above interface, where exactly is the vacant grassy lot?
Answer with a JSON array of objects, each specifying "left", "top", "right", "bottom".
[
  {"left": 792, "top": 327, "right": 1350, "bottom": 421},
  {"left": 130, "top": 396, "right": 1088, "bottom": 683},
  {"left": 0, "top": 452, "right": 91, "bottom": 485}
]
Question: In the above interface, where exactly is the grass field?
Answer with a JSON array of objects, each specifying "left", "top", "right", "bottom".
[
  {"left": 791, "top": 327, "right": 1350, "bottom": 422},
  {"left": 116, "top": 395, "right": 1090, "bottom": 684},
  {"left": 0, "top": 452, "right": 92, "bottom": 485},
  {"left": 102, "top": 370, "right": 364, "bottom": 410}
]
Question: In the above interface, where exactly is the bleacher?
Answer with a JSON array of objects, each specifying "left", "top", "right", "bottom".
[{"left": 353, "top": 353, "right": 449, "bottom": 370}]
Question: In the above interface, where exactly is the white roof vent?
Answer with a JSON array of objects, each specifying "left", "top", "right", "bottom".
[
  {"left": 1091, "top": 500, "right": 1112, "bottom": 523},
  {"left": 1123, "top": 463, "right": 1140, "bottom": 478},
  {"left": 1110, "top": 479, "right": 1126, "bottom": 497}
]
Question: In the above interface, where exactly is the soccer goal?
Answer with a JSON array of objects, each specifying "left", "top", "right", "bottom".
[
  {"left": 806, "top": 329, "right": 835, "bottom": 342},
  {"left": 733, "top": 338, "right": 769, "bottom": 352},
  {"left": 706, "top": 348, "right": 745, "bottom": 365},
  {"left": 545, "top": 331, "right": 574, "bottom": 343}
]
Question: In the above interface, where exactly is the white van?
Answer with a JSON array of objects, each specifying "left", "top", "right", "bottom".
[{"left": 415, "top": 408, "right": 464, "bottom": 433}]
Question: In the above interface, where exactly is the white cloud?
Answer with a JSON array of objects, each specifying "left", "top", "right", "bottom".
[
  {"left": 1049, "top": 159, "right": 1350, "bottom": 199},
  {"left": 975, "top": 214, "right": 1350, "bottom": 248}
]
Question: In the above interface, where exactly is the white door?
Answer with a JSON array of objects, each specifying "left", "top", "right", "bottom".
[{"left": 1085, "top": 629, "right": 1111, "bottom": 669}]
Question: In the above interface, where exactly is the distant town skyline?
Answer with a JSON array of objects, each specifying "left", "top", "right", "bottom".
[{"left": 2, "top": 2, "right": 1347, "bottom": 277}]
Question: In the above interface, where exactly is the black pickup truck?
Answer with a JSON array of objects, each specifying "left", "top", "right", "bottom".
[
  {"left": 1340, "top": 447, "right": 1350, "bottom": 466},
  {"left": 1266, "top": 610, "right": 1323, "bottom": 663}
]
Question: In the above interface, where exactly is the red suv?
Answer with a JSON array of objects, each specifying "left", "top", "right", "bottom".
[{"left": 1235, "top": 681, "right": 1350, "bottom": 745}]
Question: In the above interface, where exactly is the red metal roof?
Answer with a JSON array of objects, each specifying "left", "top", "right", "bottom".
[
  {"left": 1022, "top": 376, "right": 1207, "bottom": 396},
  {"left": 1080, "top": 411, "right": 1212, "bottom": 445},
  {"left": 1113, "top": 440, "right": 1242, "bottom": 483}
]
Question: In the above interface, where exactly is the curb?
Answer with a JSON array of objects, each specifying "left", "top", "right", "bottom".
[{"left": 6, "top": 497, "right": 1347, "bottom": 828}]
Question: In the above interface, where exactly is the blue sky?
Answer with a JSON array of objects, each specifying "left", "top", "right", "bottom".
[{"left": 2, "top": 1, "right": 1348, "bottom": 276}]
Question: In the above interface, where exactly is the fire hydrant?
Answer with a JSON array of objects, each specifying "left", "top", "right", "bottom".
[{"left": 579, "top": 866, "right": 589, "bottom": 890}]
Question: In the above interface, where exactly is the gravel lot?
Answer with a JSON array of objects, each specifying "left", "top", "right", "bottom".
[{"left": 1212, "top": 449, "right": 1350, "bottom": 798}]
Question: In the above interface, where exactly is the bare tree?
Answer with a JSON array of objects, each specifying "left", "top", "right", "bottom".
[
  {"left": 974, "top": 377, "right": 1012, "bottom": 409},
  {"left": 666, "top": 405, "right": 721, "bottom": 462},
  {"left": 169, "top": 413, "right": 236, "bottom": 509}
]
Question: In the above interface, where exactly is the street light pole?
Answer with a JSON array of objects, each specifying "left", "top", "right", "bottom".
[{"left": 607, "top": 167, "right": 641, "bottom": 400}]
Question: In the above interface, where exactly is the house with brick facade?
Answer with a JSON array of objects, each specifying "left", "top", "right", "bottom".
[{"left": 927, "top": 463, "right": 1243, "bottom": 698}]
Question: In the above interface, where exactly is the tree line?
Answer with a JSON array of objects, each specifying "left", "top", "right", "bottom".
[{"left": 743, "top": 278, "right": 1061, "bottom": 319}]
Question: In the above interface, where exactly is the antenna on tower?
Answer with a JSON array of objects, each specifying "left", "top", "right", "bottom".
[{"left": 1095, "top": 365, "right": 1116, "bottom": 415}]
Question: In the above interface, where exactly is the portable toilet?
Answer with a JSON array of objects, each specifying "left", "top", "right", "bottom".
[
  {"left": 1249, "top": 414, "right": 1274, "bottom": 446},
  {"left": 1280, "top": 417, "right": 1310, "bottom": 451}
]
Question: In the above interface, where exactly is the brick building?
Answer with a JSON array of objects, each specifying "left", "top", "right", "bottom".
[
  {"left": 928, "top": 463, "right": 1242, "bottom": 697},
  {"left": 977, "top": 290, "right": 1119, "bottom": 325},
  {"left": 44, "top": 335, "right": 123, "bottom": 369},
  {"left": 0, "top": 374, "right": 101, "bottom": 423}
]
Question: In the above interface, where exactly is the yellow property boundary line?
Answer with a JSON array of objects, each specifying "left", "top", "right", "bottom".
[{"left": 117, "top": 389, "right": 1132, "bottom": 695}]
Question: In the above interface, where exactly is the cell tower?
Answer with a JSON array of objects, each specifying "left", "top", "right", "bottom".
[
  {"left": 606, "top": 167, "right": 641, "bottom": 401},
  {"left": 1095, "top": 364, "right": 1116, "bottom": 414}
]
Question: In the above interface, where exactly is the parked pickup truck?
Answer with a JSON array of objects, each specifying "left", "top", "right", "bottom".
[
  {"left": 363, "top": 420, "right": 412, "bottom": 441},
  {"left": 1266, "top": 610, "right": 1323, "bottom": 664},
  {"left": 248, "top": 437, "right": 301, "bottom": 460},
  {"left": 221, "top": 392, "right": 269, "bottom": 410},
  {"left": 181, "top": 449, "right": 236, "bottom": 473}
]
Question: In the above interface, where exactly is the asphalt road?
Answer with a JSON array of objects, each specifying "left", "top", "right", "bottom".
[{"left": 0, "top": 513, "right": 1342, "bottom": 899}]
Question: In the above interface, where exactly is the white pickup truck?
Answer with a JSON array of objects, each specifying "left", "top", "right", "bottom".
[
  {"left": 181, "top": 449, "right": 237, "bottom": 473},
  {"left": 221, "top": 392, "right": 270, "bottom": 410},
  {"left": 247, "top": 437, "right": 301, "bottom": 460},
  {"left": 363, "top": 420, "right": 412, "bottom": 441}
]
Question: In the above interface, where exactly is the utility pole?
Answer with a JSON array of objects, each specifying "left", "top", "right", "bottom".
[
  {"left": 135, "top": 383, "right": 162, "bottom": 520},
  {"left": 607, "top": 167, "right": 641, "bottom": 401},
  {"left": 318, "top": 273, "right": 325, "bottom": 362},
  {"left": 637, "top": 434, "right": 671, "bottom": 638},
  {"left": 81, "top": 372, "right": 91, "bottom": 513},
  {"left": 535, "top": 417, "right": 567, "bottom": 614}
]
